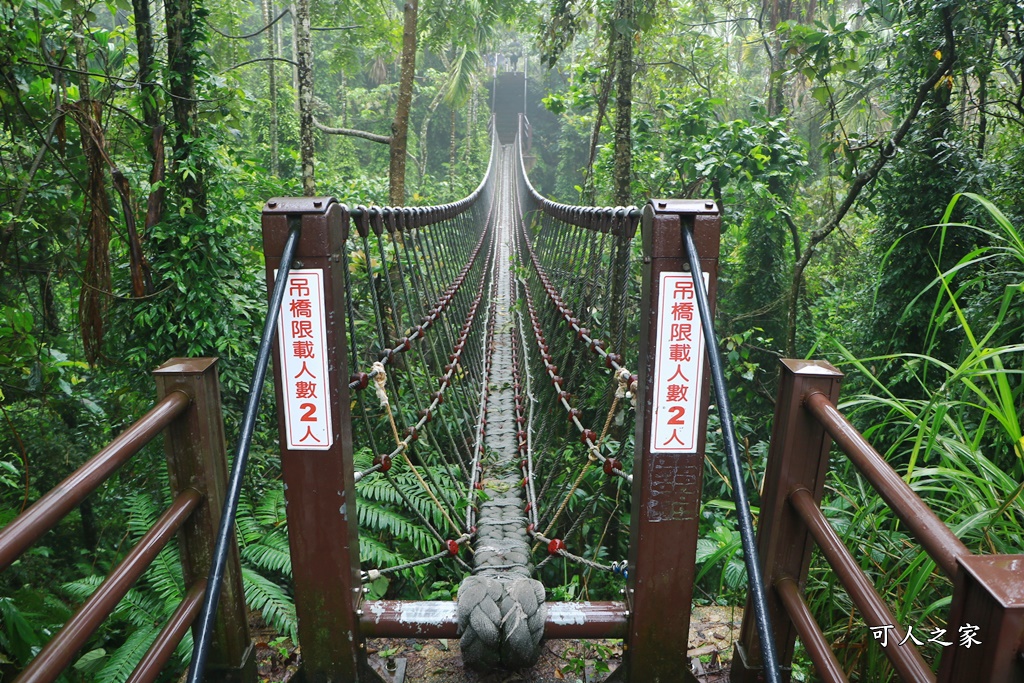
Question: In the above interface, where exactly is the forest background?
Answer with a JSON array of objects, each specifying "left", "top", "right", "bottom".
[{"left": 0, "top": 0, "right": 1021, "bottom": 680}]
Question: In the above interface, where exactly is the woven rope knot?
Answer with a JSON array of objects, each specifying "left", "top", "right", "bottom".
[
  {"left": 614, "top": 366, "right": 631, "bottom": 399},
  {"left": 371, "top": 361, "right": 389, "bottom": 408},
  {"left": 457, "top": 575, "right": 546, "bottom": 670}
]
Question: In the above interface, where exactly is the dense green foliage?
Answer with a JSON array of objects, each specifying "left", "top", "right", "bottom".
[{"left": 0, "top": 0, "right": 1021, "bottom": 680}]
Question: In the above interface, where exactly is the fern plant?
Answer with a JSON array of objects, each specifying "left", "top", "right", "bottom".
[
  {"left": 235, "top": 486, "right": 297, "bottom": 641},
  {"left": 47, "top": 486, "right": 302, "bottom": 682}
]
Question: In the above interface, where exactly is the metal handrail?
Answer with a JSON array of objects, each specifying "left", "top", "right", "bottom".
[
  {"left": 681, "top": 224, "right": 782, "bottom": 683},
  {"left": 0, "top": 389, "right": 191, "bottom": 571},
  {"left": 789, "top": 486, "right": 935, "bottom": 682},
  {"left": 186, "top": 222, "right": 302, "bottom": 682},
  {"left": 127, "top": 580, "right": 206, "bottom": 683},
  {"left": 16, "top": 488, "right": 203, "bottom": 682},
  {"left": 804, "top": 391, "right": 971, "bottom": 578}
]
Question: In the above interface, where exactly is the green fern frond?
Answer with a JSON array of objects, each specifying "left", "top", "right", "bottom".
[
  {"left": 126, "top": 492, "right": 161, "bottom": 541},
  {"left": 357, "top": 501, "right": 438, "bottom": 557},
  {"left": 359, "top": 536, "right": 407, "bottom": 569},
  {"left": 112, "top": 588, "right": 166, "bottom": 628},
  {"left": 241, "top": 567, "right": 298, "bottom": 642},
  {"left": 62, "top": 574, "right": 104, "bottom": 602},
  {"left": 254, "top": 487, "right": 287, "bottom": 527},
  {"left": 241, "top": 533, "right": 293, "bottom": 575},
  {"left": 95, "top": 624, "right": 159, "bottom": 683}
]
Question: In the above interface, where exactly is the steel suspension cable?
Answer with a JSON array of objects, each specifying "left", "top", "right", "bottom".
[
  {"left": 682, "top": 225, "right": 781, "bottom": 683},
  {"left": 186, "top": 224, "right": 301, "bottom": 683}
]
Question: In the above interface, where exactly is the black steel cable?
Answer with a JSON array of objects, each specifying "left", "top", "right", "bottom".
[
  {"left": 186, "top": 221, "right": 301, "bottom": 683},
  {"left": 682, "top": 224, "right": 781, "bottom": 683}
]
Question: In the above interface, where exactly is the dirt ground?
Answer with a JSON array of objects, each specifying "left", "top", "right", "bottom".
[{"left": 251, "top": 604, "right": 742, "bottom": 683}]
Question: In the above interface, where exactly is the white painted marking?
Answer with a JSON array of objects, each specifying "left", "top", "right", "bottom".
[
  {"left": 399, "top": 602, "right": 458, "bottom": 625},
  {"left": 548, "top": 604, "right": 587, "bottom": 625}
]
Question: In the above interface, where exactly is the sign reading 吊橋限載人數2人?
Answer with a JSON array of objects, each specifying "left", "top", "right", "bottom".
[
  {"left": 649, "top": 271, "right": 708, "bottom": 454},
  {"left": 276, "top": 269, "right": 333, "bottom": 450}
]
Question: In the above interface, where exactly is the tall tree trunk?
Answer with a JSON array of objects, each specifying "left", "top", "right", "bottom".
[
  {"left": 131, "top": 0, "right": 157, "bottom": 294},
  {"left": 389, "top": 0, "right": 417, "bottom": 206},
  {"left": 295, "top": 0, "right": 314, "bottom": 195},
  {"left": 263, "top": 0, "right": 279, "bottom": 175},
  {"left": 609, "top": 0, "right": 635, "bottom": 351},
  {"left": 611, "top": 0, "right": 634, "bottom": 205},
  {"left": 73, "top": 14, "right": 111, "bottom": 364},
  {"left": 449, "top": 106, "right": 456, "bottom": 187},
  {"left": 765, "top": 0, "right": 793, "bottom": 117},
  {"left": 165, "top": 0, "right": 206, "bottom": 217}
]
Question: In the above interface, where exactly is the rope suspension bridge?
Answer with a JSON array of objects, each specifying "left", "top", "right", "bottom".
[{"left": 2, "top": 79, "right": 1022, "bottom": 683}]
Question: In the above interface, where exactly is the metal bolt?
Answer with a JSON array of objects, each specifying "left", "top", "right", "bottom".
[
  {"left": 657, "top": 201, "right": 667, "bottom": 209},
  {"left": 267, "top": 201, "right": 277, "bottom": 208},
  {"left": 705, "top": 201, "right": 714, "bottom": 210},
  {"left": 313, "top": 200, "right": 323, "bottom": 208}
]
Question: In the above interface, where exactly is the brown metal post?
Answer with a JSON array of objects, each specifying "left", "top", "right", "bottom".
[
  {"left": 262, "top": 198, "right": 374, "bottom": 682},
  {"left": 937, "top": 554, "right": 1024, "bottom": 683},
  {"left": 732, "top": 360, "right": 843, "bottom": 683},
  {"left": 154, "top": 358, "right": 254, "bottom": 683},
  {"left": 617, "top": 200, "right": 720, "bottom": 683}
]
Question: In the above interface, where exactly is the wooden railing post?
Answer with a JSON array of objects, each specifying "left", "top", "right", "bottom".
[
  {"left": 616, "top": 200, "right": 719, "bottom": 683},
  {"left": 731, "top": 359, "right": 843, "bottom": 683},
  {"left": 153, "top": 358, "right": 254, "bottom": 683},
  {"left": 262, "top": 198, "right": 377, "bottom": 682},
  {"left": 937, "top": 554, "right": 1024, "bottom": 682}
]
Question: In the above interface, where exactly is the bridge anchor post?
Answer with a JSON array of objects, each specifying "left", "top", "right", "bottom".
[
  {"left": 262, "top": 198, "right": 383, "bottom": 683},
  {"left": 614, "top": 200, "right": 720, "bottom": 683}
]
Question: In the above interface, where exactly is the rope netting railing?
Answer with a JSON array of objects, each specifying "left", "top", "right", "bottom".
[
  {"left": 345, "top": 131, "right": 501, "bottom": 582},
  {"left": 188, "top": 132, "right": 502, "bottom": 679},
  {"left": 510, "top": 118, "right": 641, "bottom": 584}
]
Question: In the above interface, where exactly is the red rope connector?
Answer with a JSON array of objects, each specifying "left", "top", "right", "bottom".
[
  {"left": 374, "top": 454, "right": 393, "bottom": 473},
  {"left": 568, "top": 408, "right": 582, "bottom": 423},
  {"left": 351, "top": 372, "right": 370, "bottom": 390},
  {"left": 446, "top": 539, "right": 460, "bottom": 556},
  {"left": 603, "top": 458, "right": 623, "bottom": 476},
  {"left": 581, "top": 429, "right": 597, "bottom": 444},
  {"left": 606, "top": 353, "right": 622, "bottom": 369},
  {"left": 547, "top": 538, "right": 566, "bottom": 555},
  {"left": 403, "top": 426, "right": 418, "bottom": 442}
]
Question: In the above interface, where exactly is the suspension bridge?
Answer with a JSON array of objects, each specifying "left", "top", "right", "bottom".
[{"left": 2, "top": 78, "right": 1022, "bottom": 683}]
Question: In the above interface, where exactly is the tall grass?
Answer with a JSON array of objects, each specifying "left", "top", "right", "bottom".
[{"left": 802, "top": 194, "right": 1023, "bottom": 681}]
